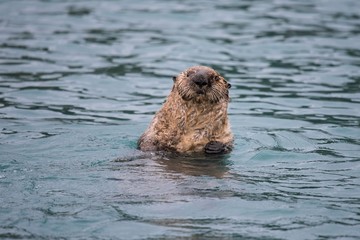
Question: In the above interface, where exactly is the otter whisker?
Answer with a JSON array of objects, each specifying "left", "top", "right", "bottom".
[{"left": 210, "top": 87, "right": 224, "bottom": 103}]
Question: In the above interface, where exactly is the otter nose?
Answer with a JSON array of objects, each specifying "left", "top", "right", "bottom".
[
  {"left": 193, "top": 77, "right": 208, "bottom": 87},
  {"left": 191, "top": 71, "right": 210, "bottom": 87}
]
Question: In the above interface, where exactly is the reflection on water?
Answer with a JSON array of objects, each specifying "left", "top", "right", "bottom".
[
  {"left": 113, "top": 152, "right": 230, "bottom": 178},
  {"left": 157, "top": 154, "right": 231, "bottom": 178},
  {"left": 0, "top": 0, "right": 360, "bottom": 239}
]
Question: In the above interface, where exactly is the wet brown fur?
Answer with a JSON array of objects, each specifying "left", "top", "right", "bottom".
[{"left": 138, "top": 66, "right": 233, "bottom": 153}]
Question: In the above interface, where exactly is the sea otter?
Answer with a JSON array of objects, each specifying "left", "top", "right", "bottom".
[{"left": 138, "top": 66, "right": 233, "bottom": 154}]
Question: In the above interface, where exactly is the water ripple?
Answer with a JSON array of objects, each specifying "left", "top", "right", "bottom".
[{"left": 1, "top": 0, "right": 360, "bottom": 239}]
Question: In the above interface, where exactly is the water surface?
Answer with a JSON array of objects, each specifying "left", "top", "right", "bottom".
[{"left": 1, "top": 0, "right": 360, "bottom": 239}]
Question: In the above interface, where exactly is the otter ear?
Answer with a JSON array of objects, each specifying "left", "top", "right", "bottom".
[
  {"left": 172, "top": 76, "right": 177, "bottom": 82},
  {"left": 227, "top": 83, "right": 232, "bottom": 89}
]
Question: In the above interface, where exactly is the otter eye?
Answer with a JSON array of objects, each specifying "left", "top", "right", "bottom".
[
  {"left": 214, "top": 76, "right": 220, "bottom": 81},
  {"left": 227, "top": 83, "right": 232, "bottom": 89},
  {"left": 172, "top": 76, "right": 177, "bottom": 82}
]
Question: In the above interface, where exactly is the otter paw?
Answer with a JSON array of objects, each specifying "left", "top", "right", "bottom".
[{"left": 204, "top": 141, "right": 226, "bottom": 154}]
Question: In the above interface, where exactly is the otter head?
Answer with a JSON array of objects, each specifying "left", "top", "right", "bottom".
[{"left": 172, "top": 66, "right": 231, "bottom": 103}]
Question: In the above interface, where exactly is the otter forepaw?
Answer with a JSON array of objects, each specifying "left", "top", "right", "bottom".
[{"left": 204, "top": 141, "right": 226, "bottom": 154}]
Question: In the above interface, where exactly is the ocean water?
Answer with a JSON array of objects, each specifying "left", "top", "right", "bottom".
[{"left": 0, "top": 0, "right": 359, "bottom": 239}]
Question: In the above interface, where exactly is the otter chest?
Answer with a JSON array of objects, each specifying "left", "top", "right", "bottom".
[{"left": 181, "top": 105, "right": 225, "bottom": 139}]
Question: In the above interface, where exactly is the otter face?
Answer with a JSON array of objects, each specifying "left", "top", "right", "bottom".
[{"left": 174, "top": 66, "right": 231, "bottom": 103}]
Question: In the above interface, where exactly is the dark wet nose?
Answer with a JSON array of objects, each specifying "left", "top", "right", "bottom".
[
  {"left": 194, "top": 77, "right": 208, "bottom": 87},
  {"left": 191, "top": 71, "right": 210, "bottom": 87}
]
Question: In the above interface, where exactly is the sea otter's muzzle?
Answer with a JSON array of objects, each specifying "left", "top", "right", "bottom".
[
  {"left": 190, "top": 70, "right": 212, "bottom": 93},
  {"left": 193, "top": 76, "right": 208, "bottom": 87}
]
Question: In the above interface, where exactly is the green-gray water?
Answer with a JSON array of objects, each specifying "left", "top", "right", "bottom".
[{"left": 1, "top": 0, "right": 360, "bottom": 239}]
